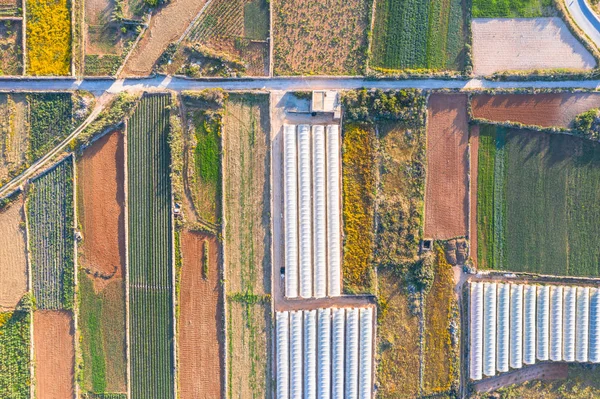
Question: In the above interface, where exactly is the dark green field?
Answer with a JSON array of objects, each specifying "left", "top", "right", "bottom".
[
  {"left": 371, "top": 0, "right": 466, "bottom": 72},
  {"left": 477, "top": 125, "right": 600, "bottom": 276},
  {"left": 472, "top": 0, "right": 553, "bottom": 17}
]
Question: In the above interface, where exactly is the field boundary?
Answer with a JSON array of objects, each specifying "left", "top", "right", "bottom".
[
  {"left": 23, "top": 193, "right": 34, "bottom": 399},
  {"left": 123, "top": 119, "right": 131, "bottom": 399},
  {"left": 71, "top": 154, "right": 79, "bottom": 399}
]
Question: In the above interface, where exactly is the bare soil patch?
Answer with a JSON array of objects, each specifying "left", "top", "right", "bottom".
[
  {"left": 33, "top": 310, "right": 75, "bottom": 399},
  {"left": 469, "top": 125, "right": 479, "bottom": 268},
  {"left": 473, "top": 363, "right": 568, "bottom": 393},
  {"left": 0, "top": 197, "right": 27, "bottom": 310},
  {"left": 178, "top": 230, "right": 223, "bottom": 399},
  {"left": 472, "top": 18, "right": 596, "bottom": 75},
  {"left": 121, "top": 0, "right": 208, "bottom": 76},
  {"left": 77, "top": 130, "right": 125, "bottom": 292},
  {"left": 424, "top": 93, "right": 469, "bottom": 240},
  {"left": 471, "top": 92, "right": 600, "bottom": 128},
  {"left": 0, "top": 93, "right": 28, "bottom": 185}
]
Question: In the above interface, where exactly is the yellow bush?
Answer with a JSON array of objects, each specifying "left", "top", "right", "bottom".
[{"left": 27, "top": 0, "right": 72, "bottom": 75}]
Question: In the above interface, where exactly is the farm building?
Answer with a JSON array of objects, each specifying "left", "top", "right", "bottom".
[
  {"left": 275, "top": 307, "right": 375, "bottom": 399},
  {"left": 283, "top": 124, "right": 342, "bottom": 298},
  {"left": 469, "top": 282, "right": 600, "bottom": 381}
]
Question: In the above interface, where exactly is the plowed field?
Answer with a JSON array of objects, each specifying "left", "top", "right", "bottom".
[
  {"left": 472, "top": 93, "right": 600, "bottom": 128},
  {"left": 33, "top": 310, "right": 75, "bottom": 399},
  {"left": 424, "top": 93, "right": 469, "bottom": 240},
  {"left": 178, "top": 230, "right": 223, "bottom": 399},
  {"left": 0, "top": 198, "right": 27, "bottom": 310}
]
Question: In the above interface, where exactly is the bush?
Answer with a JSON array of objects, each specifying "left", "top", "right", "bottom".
[{"left": 573, "top": 108, "right": 600, "bottom": 140}]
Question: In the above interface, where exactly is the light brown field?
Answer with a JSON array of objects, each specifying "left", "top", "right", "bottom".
[
  {"left": 469, "top": 125, "right": 479, "bottom": 268},
  {"left": 471, "top": 92, "right": 600, "bottom": 128},
  {"left": 473, "top": 363, "right": 568, "bottom": 393},
  {"left": 0, "top": 197, "right": 27, "bottom": 310},
  {"left": 472, "top": 18, "right": 596, "bottom": 75},
  {"left": 178, "top": 230, "right": 223, "bottom": 399},
  {"left": 272, "top": 0, "right": 370, "bottom": 75},
  {"left": 77, "top": 130, "right": 125, "bottom": 292},
  {"left": 121, "top": 0, "right": 208, "bottom": 76},
  {"left": 424, "top": 93, "right": 469, "bottom": 240},
  {"left": 33, "top": 310, "right": 75, "bottom": 399},
  {"left": 0, "top": 94, "right": 28, "bottom": 185},
  {"left": 85, "top": 0, "right": 130, "bottom": 56}
]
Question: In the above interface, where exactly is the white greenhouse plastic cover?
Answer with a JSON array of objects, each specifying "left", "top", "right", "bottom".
[
  {"left": 510, "top": 284, "right": 523, "bottom": 369},
  {"left": 537, "top": 285, "right": 550, "bottom": 361},
  {"left": 283, "top": 125, "right": 298, "bottom": 298},
  {"left": 564, "top": 286, "right": 577, "bottom": 362},
  {"left": 576, "top": 287, "right": 590, "bottom": 363},
  {"left": 550, "top": 286, "right": 564, "bottom": 362},
  {"left": 497, "top": 283, "right": 510, "bottom": 373},
  {"left": 277, "top": 312, "right": 290, "bottom": 399},
  {"left": 590, "top": 288, "right": 600, "bottom": 363},
  {"left": 358, "top": 307, "right": 373, "bottom": 399},
  {"left": 327, "top": 125, "right": 341, "bottom": 297},
  {"left": 290, "top": 311, "right": 303, "bottom": 399},
  {"left": 470, "top": 282, "right": 484, "bottom": 381},
  {"left": 345, "top": 308, "right": 359, "bottom": 399},
  {"left": 483, "top": 283, "right": 497, "bottom": 377},
  {"left": 332, "top": 308, "right": 345, "bottom": 399},
  {"left": 523, "top": 285, "right": 537, "bottom": 365},
  {"left": 298, "top": 125, "right": 312, "bottom": 298},
  {"left": 317, "top": 309, "right": 331, "bottom": 399},
  {"left": 312, "top": 126, "right": 327, "bottom": 299},
  {"left": 304, "top": 310, "right": 317, "bottom": 399}
]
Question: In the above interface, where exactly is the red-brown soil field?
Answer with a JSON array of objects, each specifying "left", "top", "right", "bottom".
[
  {"left": 471, "top": 93, "right": 600, "bottom": 128},
  {"left": 178, "top": 230, "right": 223, "bottom": 399},
  {"left": 77, "top": 130, "right": 125, "bottom": 291},
  {"left": 424, "top": 93, "right": 469, "bottom": 240},
  {"left": 33, "top": 310, "right": 75, "bottom": 399},
  {"left": 469, "top": 125, "right": 479, "bottom": 268},
  {"left": 0, "top": 197, "right": 27, "bottom": 310}
]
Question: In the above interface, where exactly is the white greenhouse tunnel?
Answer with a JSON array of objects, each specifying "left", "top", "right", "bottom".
[
  {"left": 275, "top": 307, "right": 375, "bottom": 399},
  {"left": 470, "top": 282, "right": 600, "bottom": 381},
  {"left": 283, "top": 124, "right": 342, "bottom": 299}
]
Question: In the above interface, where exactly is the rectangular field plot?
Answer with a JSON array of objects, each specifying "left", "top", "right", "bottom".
[
  {"left": 370, "top": 0, "right": 466, "bottom": 72},
  {"left": 0, "top": 20, "right": 23, "bottom": 76},
  {"left": 0, "top": 310, "right": 30, "bottom": 399},
  {"left": 127, "top": 93, "right": 175, "bottom": 399},
  {"left": 476, "top": 126, "right": 600, "bottom": 276},
  {"left": 0, "top": 94, "right": 28, "bottom": 186},
  {"left": 28, "top": 157, "right": 74, "bottom": 310},
  {"left": 0, "top": 197, "right": 28, "bottom": 310}
]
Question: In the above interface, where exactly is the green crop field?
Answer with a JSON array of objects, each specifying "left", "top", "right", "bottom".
[
  {"left": 27, "top": 93, "right": 73, "bottom": 161},
  {"left": 0, "top": 311, "right": 31, "bottom": 399},
  {"left": 371, "top": 0, "right": 466, "bottom": 72},
  {"left": 127, "top": 94, "right": 174, "bottom": 399},
  {"left": 28, "top": 157, "right": 74, "bottom": 310},
  {"left": 477, "top": 125, "right": 600, "bottom": 276},
  {"left": 472, "top": 0, "right": 553, "bottom": 17}
]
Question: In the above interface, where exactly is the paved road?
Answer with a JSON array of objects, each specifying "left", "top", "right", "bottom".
[
  {"left": 2, "top": 76, "right": 600, "bottom": 93},
  {"left": 565, "top": 0, "right": 600, "bottom": 49}
]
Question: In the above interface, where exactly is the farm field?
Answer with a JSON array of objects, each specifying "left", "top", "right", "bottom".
[
  {"left": 179, "top": 0, "right": 269, "bottom": 77},
  {"left": 178, "top": 230, "right": 223, "bottom": 399},
  {"left": 0, "top": 20, "right": 23, "bottom": 76},
  {"left": 222, "top": 93, "right": 272, "bottom": 398},
  {"left": 473, "top": 0, "right": 554, "bottom": 17},
  {"left": 0, "top": 310, "right": 30, "bottom": 399},
  {"left": 27, "top": 158, "right": 74, "bottom": 310},
  {"left": 120, "top": 0, "right": 208, "bottom": 76},
  {"left": 370, "top": 0, "right": 466, "bottom": 72},
  {"left": 0, "top": 0, "right": 20, "bottom": 16},
  {"left": 476, "top": 125, "right": 600, "bottom": 276},
  {"left": 77, "top": 130, "right": 127, "bottom": 395},
  {"left": 424, "top": 93, "right": 469, "bottom": 240},
  {"left": 27, "top": 93, "right": 74, "bottom": 162},
  {"left": 0, "top": 197, "right": 27, "bottom": 310},
  {"left": 471, "top": 92, "right": 600, "bottom": 128},
  {"left": 0, "top": 94, "right": 27, "bottom": 185},
  {"left": 272, "top": 0, "right": 370, "bottom": 75},
  {"left": 26, "top": 0, "right": 72, "bottom": 75},
  {"left": 471, "top": 18, "right": 596, "bottom": 76},
  {"left": 127, "top": 93, "right": 174, "bottom": 399},
  {"left": 33, "top": 310, "right": 75, "bottom": 399}
]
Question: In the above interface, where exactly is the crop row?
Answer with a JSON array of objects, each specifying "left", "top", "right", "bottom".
[
  {"left": 127, "top": 94, "right": 175, "bottom": 399},
  {"left": 28, "top": 157, "right": 74, "bottom": 310},
  {"left": 189, "top": 0, "right": 245, "bottom": 43}
]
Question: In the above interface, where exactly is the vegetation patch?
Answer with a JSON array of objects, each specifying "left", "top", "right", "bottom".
[
  {"left": 476, "top": 124, "right": 600, "bottom": 276},
  {"left": 371, "top": 0, "right": 466, "bottom": 72},
  {"left": 0, "top": 309, "right": 31, "bottom": 399},
  {"left": 473, "top": 0, "right": 554, "bottom": 17},
  {"left": 26, "top": 0, "right": 72, "bottom": 75},
  {"left": 28, "top": 157, "right": 74, "bottom": 310},
  {"left": 0, "top": 20, "right": 23, "bottom": 76},
  {"left": 28, "top": 93, "right": 73, "bottom": 162}
]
